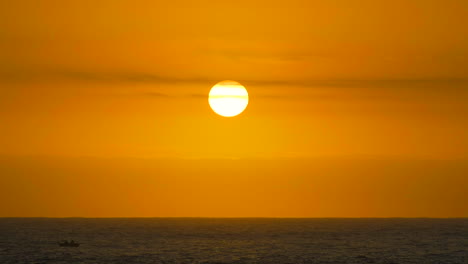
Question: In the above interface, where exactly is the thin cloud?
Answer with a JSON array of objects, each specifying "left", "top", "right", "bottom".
[
  {"left": 139, "top": 92, "right": 170, "bottom": 97},
  {"left": 2, "top": 68, "right": 467, "bottom": 102},
  {"left": 0, "top": 68, "right": 217, "bottom": 85},
  {"left": 2, "top": 68, "right": 468, "bottom": 87}
]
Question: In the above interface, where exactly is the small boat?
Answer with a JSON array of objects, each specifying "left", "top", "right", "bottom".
[{"left": 58, "top": 240, "right": 80, "bottom": 247}]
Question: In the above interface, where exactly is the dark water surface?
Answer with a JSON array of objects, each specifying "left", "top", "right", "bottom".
[{"left": 0, "top": 218, "right": 466, "bottom": 264}]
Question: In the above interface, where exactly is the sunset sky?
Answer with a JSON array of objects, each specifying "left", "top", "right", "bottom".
[{"left": 1, "top": 0, "right": 467, "bottom": 217}]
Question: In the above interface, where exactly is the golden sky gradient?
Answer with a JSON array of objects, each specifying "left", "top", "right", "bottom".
[{"left": 0, "top": 0, "right": 467, "bottom": 217}]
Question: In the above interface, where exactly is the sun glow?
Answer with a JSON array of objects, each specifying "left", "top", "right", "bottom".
[{"left": 209, "top": 80, "right": 249, "bottom": 117}]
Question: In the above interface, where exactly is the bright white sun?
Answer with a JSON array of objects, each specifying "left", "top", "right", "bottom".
[{"left": 209, "top": 80, "right": 249, "bottom": 117}]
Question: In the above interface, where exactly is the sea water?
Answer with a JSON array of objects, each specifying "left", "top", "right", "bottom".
[{"left": 0, "top": 218, "right": 466, "bottom": 264}]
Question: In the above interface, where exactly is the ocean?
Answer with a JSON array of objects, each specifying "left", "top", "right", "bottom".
[{"left": 0, "top": 218, "right": 466, "bottom": 264}]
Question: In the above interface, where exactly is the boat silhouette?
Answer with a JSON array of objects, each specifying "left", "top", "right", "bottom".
[{"left": 58, "top": 240, "right": 80, "bottom": 247}]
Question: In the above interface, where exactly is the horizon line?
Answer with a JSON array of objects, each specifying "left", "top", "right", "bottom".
[{"left": 1, "top": 217, "right": 467, "bottom": 219}]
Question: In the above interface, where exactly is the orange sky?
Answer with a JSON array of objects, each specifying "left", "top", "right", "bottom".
[{"left": 0, "top": 0, "right": 467, "bottom": 217}]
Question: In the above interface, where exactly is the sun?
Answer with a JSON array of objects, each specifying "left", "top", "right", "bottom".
[{"left": 209, "top": 80, "right": 249, "bottom": 117}]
